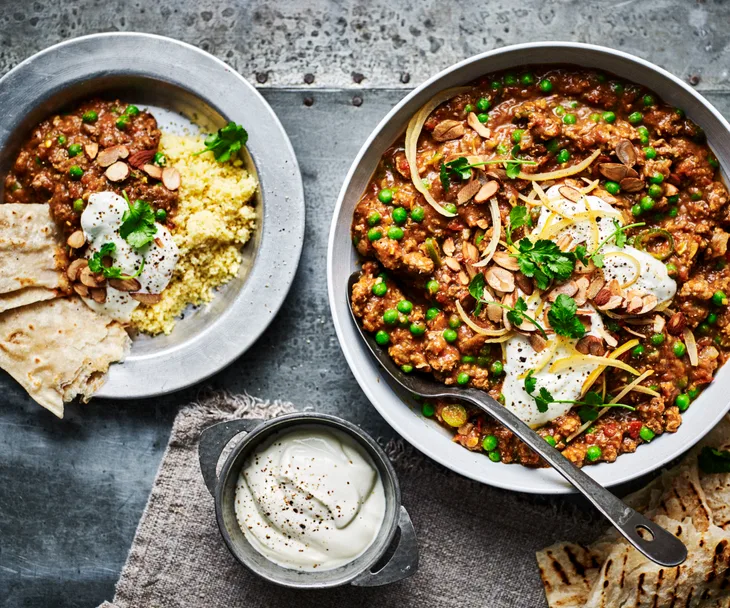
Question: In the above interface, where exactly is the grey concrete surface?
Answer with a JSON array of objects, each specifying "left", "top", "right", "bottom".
[{"left": 0, "top": 0, "right": 729, "bottom": 606}]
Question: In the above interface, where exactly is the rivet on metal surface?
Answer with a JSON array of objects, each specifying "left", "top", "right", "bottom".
[
  {"left": 352, "top": 95, "right": 363, "bottom": 107},
  {"left": 304, "top": 73, "right": 315, "bottom": 84},
  {"left": 303, "top": 96, "right": 314, "bottom": 107},
  {"left": 255, "top": 71, "right": 268, "bottom": 84},
  {"left": 352, "top": 72, "right": 365, "bottom": 84},
  {"left": 400, "top": 72, "right": 411, "bottom": 84}
]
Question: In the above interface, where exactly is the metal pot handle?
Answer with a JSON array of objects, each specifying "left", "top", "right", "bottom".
[
  {"left": 351, "top": 506, "right": 418, "bottom": 587},
  {"left": 198, "top": 419, "right": 263, "bottom": 496}
]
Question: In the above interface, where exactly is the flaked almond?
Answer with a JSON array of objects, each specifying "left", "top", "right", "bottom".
[
  {"left": 626, "top": 295, "right": 644, "bottom": 315},
  {"left": 492, "top": 251, "right": 520, "bottom": 271},
  {"left": 162, "top": 166, "right": 181, "bottom": 191},
  {"left": 548, "top": 280, "right": 578, "bottom": 301},
  {"left": 90, "top": 287, "right": 107, "bottom": 303},
  {"left": 575, "top": 277, "right": 590, "bottom": 306},
  {"left": 84, "top": 142, "right": 98, "bottom": 160},
  {"left": 444, "top": 257, "right": 462, "bottom": 272},
  {"left": 640, "top": 294, "right": 658, "bottom": 314},
  {"left": 476, "top": 219, "right": 489, "bottom": 230},
  {"left": 599, "top": 163, "right": 630, "bottom": 181},
  {"left": 486, "top": 266, "right": 515, "bottom": 293},
  {"left": 108, "top": 277, "right": 142, "bottom": 292},
  {"left": 515, "top": 273, "right": 534, "bottom": 296},
  {"left": 442, "top": 237, "right": 455, "bottom": 257},
  {"left": 97, "top": 144, "right": 129, "bottom": 167},
  {"left": 105, "top": 161, "right": 130, "bottom": 182},
  {"left": 502, "top": 292, "right": 517, "bottom": 330},
  {"left": 556, "top": 233, "right": 574, "bottom": 252},
  {"left": 432, "top": 119, "right": 465, "bottom": 142},
  {"left": 607, "top": 279, "right": 622, "bottom": 297},
  {"left": 654, "top": 315, "right": 666, "bottom": 334},
  {"left": 458, "top": 270, "right": 469, "bottom": 286},
  {"left": 67, "top": 230, "right": 85, "bottom": 249},
  {"left": 467, "top": 112, "right": 490, "bottom": 138},
  {"left": 529, "top": 333, "right": 548, "bottom": 353},
  {"left": 73, "top": 283, "right": 89, "bottom": 298},
  {"left": 462, "top": 241, "right": 479, "bottom": 262},
  {"left": 457, "top": 180, "right": 482, "bottom": 205},
  {"left": 80, "top": 266, "right": 102, "bottom": 288},
  {"left": 619, "top": 177, "right": 644, "bottom": 193},
  {"left": 616, "top": 139, "right": 637, "bottom": 167},
  {"left": 593, "top": 287, "right": 612, "bottom": 307},
  {"left": 474, "top": 180, "right": 499, "bottom": 203},
  {"left": 131, "top": 292, "right": 162, "bottom": 305},
  {"left": 664, "top": 183, "right": 679, "bottom": 197},
  {"left": 587, "top": 273, "right": 606, "bottom": 299},
  {"left": 128, "top": 149, "right": 156, "bottom": 169},
  {"left": 66, "top": 258, "right": 88, "bottom": 282},
  {"left": 667, "top": 312, "right": 686, "bottom": 335},
  {"left": 597, "top": 295, "right": 623, "bottom": 310},
  {"left": 142, "top": 164, "right": 163, "bottom": 180},
  {"left": 576, "top": 335, "right": 606, "bottom": 356},
  {"left": 487, "top": 302, "right": 502, "bottom": 323},
  {"left": 559, "top": 185, "right": 583, "bottom": 203}
]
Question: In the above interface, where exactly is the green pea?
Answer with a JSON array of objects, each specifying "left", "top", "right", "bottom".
[
  {"left": 675, "top": 108, "right": 685, "bottom": 118},
  {"left": 383, "top": 309, "right": 399, "bottom": 325},
  {"left": 691, "top": 192, "right": 703, "bottom": 201},
  {"left": 602, "top": 111, "right": 616, "bottom": 123},
  {"left": 716, "top": 335, "right": 722, "bottom": 345},
  {"left": 426, "top": 307, "right": 440, "bottom": 320},
  {"left": 713, "top": 290, "right": 728, "bottom": 306},
  {"left": 392, "top": 207, "right": 408, "bottom": 225},
  {"left": 410, "top": 206, "right": 425, "bottom": 222},
  {"left": 648, "top": 184, "right": 663, "bottom": 198},
  {"left": 673, "top": 341, "right": 686, "bottom": 357},
  {"left": 698, "top": 322, "right": 710, "bottom": 335},
  {"left": 667, "top": 195, "right": 679, "bottom": 204},
  {"left": 82, "top": 110, "right": 98, "bottom": 123},
  {"left": 688, "top": 387, "right": 700, "bottom": 400},
  {"left": 456, "top": 372, "right": 470, "bottom": 385},
  {"left": 477, "top": 356, "right": 489, "bottom": 368},
  {"left": 155, "top": 208, "right": 167, "bottom": 222},
  {"left": 498, "top": 393, "right": 505, "bottom": 404},
  {"left": 490, "top": 360, "right": 504, "bottom": 375},
  {"left": 442, "top": 205, "right": 457, "bottom": 217},
  {"left": 496, "top": 143, "right": 509, "bottom": 155},
  {"left": 464, "top": 104, "right": 474, "bottom": 114},
  {"left": 482, "top": 435, "right": 498, "bottom": 451},
  {"left": 367, "top": 212, "right": 381, "bottom": 226},
  {"left": 611, "top": 82, "right": 624, "bottom": 95},
  {"left": 153, "top": 152, "right": 167, "bottom": 166},
  {"left": 666, "top": 262, "right": 677, "bottom": 275},
  {"left": 644, "top": 146, "right": 657, "bottom": 160},
  {"left": 375, "top": 330, "right": 389, "bottom": 345},
  {"left": 639, "top": 426, "right": 655, "bottom": 442},
  {"left": 491, "top": 80, "right": 502, "bottom": 90},
  {"left": 539, "top": 79, "right": 553, "bottom": 93},
  {"left": 426, "top": 280, "right": 439, "bottom": 295},
  {"left": 640, "top": 196, "right": 655, "bottom": 212},
  {"left": 401, "top": 364, "right": 413, "bottom": 373},
  {"left": 409, "top": 322, "right": 426, "bottom": 337},
  {"left": 448, "top": 314, "right": 461, "bottom": 329},
  {"left": 637, "top": 126, "right": 650, "bottom": 144},
  {"left": 57, "top": 134, "right": 67, "bottom": 145},
  {"left": 511, "top": 129, "right": 524, "bottom": 144},
  {"left": 554, "top": 106, "right": 565, "bottom": 116},
  {"left": 631, "top": 344, "right": 645, "bottom": 358},
  {"left": 562, "top": 114, "right": 577, "bottom": 125},
  {"left": 68, "top": 165, "right": 84, "bottom": 180},
  {"left": 397, "top": 300, "right": 413, "bottom": 315},
  {"left": 642, "top": 94, "right": 655, "bottom": 107},
  {"left": 372, "top": 281, "right": 387, "bottom": 296},
  {"left": 546, "top": 139, "right": 560, "bottom": 153},
  {"left": 669, "top": 207, "right": 679, "bottom": 218},
  {"left": 545, "top": 435, "right": 557, "bottom": 447},
  {"left": 367, "top": 227, "right": 382, "bottom": 241},
  {"left": 504, "top": 73, "right": 518, "bottom": 86},
  {"left": 422, "top": 402, "right": 435, "bottom": 417},
  {"left": 649, "top": 173, "right": 664, "bottom": 184},
  {"left": 67, "top": 143, "right": 83, "bottom": 157},
  {"left": 477, "top": 113, "right": 489, "bottom": 124},
  {"left": 476, "top": 97, "right": 490, "bottom": 112},
  {"left": 72, "top": 198, "right": 85, "bottom": 213},
  {"left": 443, "top": 328, "right": 458, "bottom": 343},
  {"left": 378, "top": 188, "right": 394, "bottom": 204},
  {"left": 628, "top": 112, "right": 643, "bottom": 124},
  {"left": 569, "top": 100, "right": 578, "bottom": 109},
  {"left": 586, "top": 446, "right": 602, "bottom": 461},
  {"left": 124, "top": 105, "right": 140, "bottom": 116},
  {"left": 520, "top": 73, "right": 535, "bottom": 86},
  {"left": 461, "top": 355, "right": 475, "bottom": 364},
  {"left": 708, "top": 155, "right": 720, "bottom": 169},
  {"left": 631, "top": 204, "right": 643, "bottom": 217},
  {"left": 488, "top": 451, "right": 501, "bottom": 463},
  {"left": 650, "top": 333, "right": 665, "bottom": 346},
  {"left": 605, "top": 181, "right": 620, "bottom": 195},
  {"left": 708, "top": 312, "right": 718, "bottom": 325},
  {"left": 676, "top": 376, "right": 689, "bottom": 389},
  {"left": 116, "top": 115, "right": 130, "bottom": 130},
  {"left": 589, "top": 112, "right": 601, "bottom": 123},
  {"left": 556, "top": 149, "right": 570, "bottom": 163}
]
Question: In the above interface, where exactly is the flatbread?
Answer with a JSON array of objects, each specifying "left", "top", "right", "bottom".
[
  {"left": 0, "top": 296, "right": 131, "bottom": 417},
  {"left": 0, "top": 203, "right": 69, "bottom": 309},
  {"left": 538, "top": 415, "right": 730, "bottom": 607}
]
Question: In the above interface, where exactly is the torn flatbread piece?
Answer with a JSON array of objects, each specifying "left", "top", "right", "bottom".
[
  {"left": 0, "top": 296, "right": 130, "bottom": 418},
  {"left": 0, "top": 203, "right": 69, "bottom": 311}
]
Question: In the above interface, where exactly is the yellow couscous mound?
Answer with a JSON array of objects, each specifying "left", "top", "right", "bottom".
[{"left": 131, "top": 133, "right": 258, "bottom": 335}]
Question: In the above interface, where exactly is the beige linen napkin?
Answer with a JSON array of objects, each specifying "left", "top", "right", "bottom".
[{"left": 99, "top": 391, "right": 605, "bottom": 608}]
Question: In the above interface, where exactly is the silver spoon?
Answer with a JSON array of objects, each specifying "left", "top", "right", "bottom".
[{"left": 347, "top": 272, "right": 686, "bottom": 567}]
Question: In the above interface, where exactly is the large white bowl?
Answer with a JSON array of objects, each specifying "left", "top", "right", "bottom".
[{"left": 327, "top": 42, "right": 730, "bottom": 494}]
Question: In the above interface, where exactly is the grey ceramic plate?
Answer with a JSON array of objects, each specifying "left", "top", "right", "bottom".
[
  {"left": 0, "top": 33, "right": 305, "bottom": 398},
  {"left": 327, "top": 42, "right": 730, "bottom": 494}
]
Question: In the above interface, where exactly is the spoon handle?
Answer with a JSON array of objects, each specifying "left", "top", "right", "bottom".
[{"left": 460, "top": 388, "right": 687, "bottom": 567}]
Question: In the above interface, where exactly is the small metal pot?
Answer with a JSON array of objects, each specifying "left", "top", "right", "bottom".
[{"left": 198, "top": 412, "right": 418, "bottom": 588}]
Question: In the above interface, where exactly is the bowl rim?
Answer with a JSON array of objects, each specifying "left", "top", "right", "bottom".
[
  {"left": 326, "top": 41, "right": 730, "bottom": 494},
  {"left": 213, "top": 412, "right": 403, "bottom": 588},
  {"left": 0, "top": 32, "right": 305, "bottom": 399}
]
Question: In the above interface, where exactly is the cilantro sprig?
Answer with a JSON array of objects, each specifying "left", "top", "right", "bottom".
[
  {"left": 547, "top": 294, "right": 586, "bottom": 340},
  {"left": 120, "top": 191, "right": 157, "bottom": 249},
  {"left": 439, "top": 155, "right": 537, "bottom": 191},
  {"left": 575, "top": 221, "right": 645, "bottom": 268},
  {"left": 512, "top": 239, "right": 575, "bottom": 291},
  {"left": 194, "top": 121, "right": 248, "bottom": 163},
  {"left": 506, "top": 205, "right": 531, "bottom": 245},
  {"left": 87, "top": 242, "right": 145, "bottom": 280}
]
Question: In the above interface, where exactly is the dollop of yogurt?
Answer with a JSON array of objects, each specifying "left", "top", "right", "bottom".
[
  {"left": 502, "top": 184, "right": 677, "bottom": 427},
  {"left": 80, "top": 192, "right": 179, "bottom": 322},
  {"left": 234, "top": 428, "right": 386, "bottom": 571}
]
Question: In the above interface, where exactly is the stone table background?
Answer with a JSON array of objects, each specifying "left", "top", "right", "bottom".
[{"left": 0, "top": 1, "right": 729, "bottom": 606}]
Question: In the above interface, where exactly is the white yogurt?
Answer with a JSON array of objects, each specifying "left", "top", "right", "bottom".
[
  {"left": 234, "top": 427, "right": 386, "bottom": 571},
  {"left": 501, "top": 184, "right": 676, "bottom": 427},
  {"left": 80, "top": 192, "right": 179, "bottom": 322}
]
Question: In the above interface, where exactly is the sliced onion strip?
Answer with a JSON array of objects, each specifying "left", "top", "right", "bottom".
[
  {"left": 516, "top": 149, "right": 602, "bottom": 181},
  {"left": 472, "top": 198, "right": 501, "bottom": 267},
  {"left": 455, "top": 300, "right": 509, "bottom": 336},
  {"left": 683, "top": 327, "right": 699, "bottom": 366}
]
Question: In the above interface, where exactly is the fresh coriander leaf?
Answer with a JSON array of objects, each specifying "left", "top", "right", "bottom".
[
  {"left": 574, "top": 245, "right": 589, "bottom": 265},
  {"left": 613, "top": 219, "right": 627, "bottom": 248},
  {"left": 87, "top": 244, "right": 144, "bottom": 280},
  {"left": 524, "top": 369, "right": 537, "bottom": 395},
  {"left": 515, "top": 239, "right": 575, "bottom": 291},
  {"left": 699, "top": 447, "right": 730, "bottom": 474},
  {"left": 592, "top": 253, "right": 605, "bottom": 268},
  {"left": 578, "top": 405, "right": 599, "bottom": 423},
  {"left": 505, "top": 161, "right": 521, "bottom": 180},
  {"left": 120, "top": 199, "right": 157, "bottom": 249},
  {"left": 468, "top": 273, "right": 486, "bottom": 315},
  {"left": 535, "top": 387, "right": 554, "bottom": 413},
  {"left": 548, "top": 294, "right": 586, "bottom": 339},
  {"left": 440, "top": 163, "right": 450, "bottom": 191},
  {"left": 583, "top": 391, "right": 604, "bottom": 407},
  {"left": 506, "top": 296, "right": 528, "bottom": 327},
  {"left": 506, "top": 205, "right": 530, "bottom": 244},
  {"left": 193, "top": 121, "right": 248, "bottom": 162}
]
